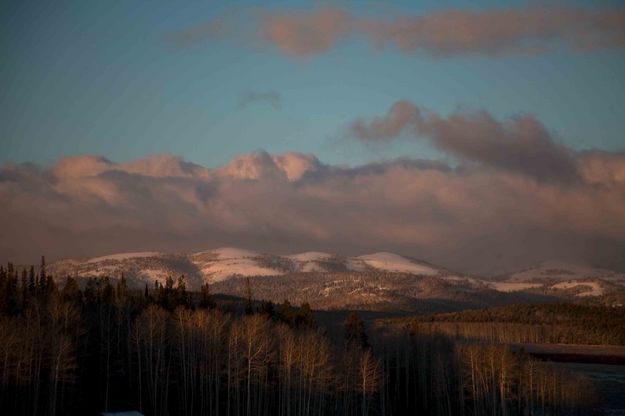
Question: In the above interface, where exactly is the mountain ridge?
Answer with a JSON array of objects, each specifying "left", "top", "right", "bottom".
[
  {"left": 48, "top": 248, "right": 453, "bottom": 288},
  {"left": 45, "top": 248, "right": 625, "bottom": 307}
]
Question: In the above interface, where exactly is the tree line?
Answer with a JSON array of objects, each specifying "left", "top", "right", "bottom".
[
  {"left": 406, "top": 303, "right": 625, "bottom": 345},
  {"left": 0, "top": 259, "right": 600, "bottom": 415}
]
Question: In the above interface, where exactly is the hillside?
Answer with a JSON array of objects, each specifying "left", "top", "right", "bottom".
[
  {"left": 43, "top": 248, "right": 625, "bottom": 312},
  {"left": 47, "top": 248, "right": 453, "bottom": 288}
]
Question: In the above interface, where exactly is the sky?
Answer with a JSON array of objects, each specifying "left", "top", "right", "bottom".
[{"left": 1, "top": 0, "right": 625, "bottom": 273}]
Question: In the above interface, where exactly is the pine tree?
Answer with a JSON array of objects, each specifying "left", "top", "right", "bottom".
[
  {"left": 62, "top": 276, "right": 82, "bottom": 304},
  {"left": 278, "top": 300, "right": 294, "bottom": 325},
  {"left": 100, "top": 276, "right": 114, "bottom": 304},
  {"left": 295, "top": 302, "right": 315, "bottom": 327},
  {"left": 244, "top": 276, "right": 253, "bottom": 315},
  {"left": 28, "top": 265, "right": 36, "bottom": 294},
  {"left": 199, "top": 283, "right": 215, "bottom": 309},
  {"left": 115, "top": 273, "right": 128, "bottom": 304},
  {"left": 175, "top": 275, "right": 188, "bottom": 308},
  {"left": 259, "top": 300, "right": 275, "bottom": 318},
  {"left": 20, "top": 268, "right": 28, "bottom": 309},
  {"left": 0, "top": 265, "right": 8, "bottom": 314},
  {"left": 3, "top": 263, "right": 19, "bottom": 314},
  {"left": 345, "top": 311, "right": 369, "bottom": 349},
  {"left": 39, "top": 255, "right": 46, "bottom": 290}
]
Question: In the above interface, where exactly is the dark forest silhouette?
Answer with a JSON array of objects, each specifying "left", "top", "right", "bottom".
[{"left": 0, "top": 258, "right": 603, "bottom": 415}]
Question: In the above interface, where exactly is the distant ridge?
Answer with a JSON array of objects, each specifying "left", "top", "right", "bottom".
[
  {"left": 46, "top": 248, "right": 625, "bottom": 311},
  {"left": 49, "top": 248, "right": 451, "bottom": 289}
]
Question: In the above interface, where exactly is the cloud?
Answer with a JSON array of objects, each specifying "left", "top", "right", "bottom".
[
  {"left": 261, "top": 8, "right": 352, "bottom": 57},
  {"left": 350, "top": 101, "right": 579, "bottom": 183},
  {"left": 578, "top": 150, "right": 625, "bottom": 185},
  {"left": 50, "top": 155, "right": 113, "bottom": 178},
  {"left": 169, "top": 5, "right": 625, "bottom": 57},
  {"left": 237, "top": 90, "right": 283, "bottom": 110},
  {"left": 351, "top": 101, "right": 417, "bottom": 141},
  {"left": 2, "top": 149, "right": 625, "bottom": 274},
  {"left": 359, "top": 6, "right": 625, "bottom": 57}
]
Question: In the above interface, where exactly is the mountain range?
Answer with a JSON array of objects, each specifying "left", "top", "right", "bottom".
[{"left": 48, "top": 248, "right": 625, "bottom": 312}]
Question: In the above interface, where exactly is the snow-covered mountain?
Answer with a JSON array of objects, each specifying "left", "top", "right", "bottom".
[
  {"left": 48, "top": 248, "right": 451, "bottom": 289},
  {"left": 488, "top": 261, "right": 625, "bottom": 298},
  {"left": 503, "top": 261, "right": 625, "bottom": 283},
  {"left": 47, "top": 250, "right": 625, "bottom": 310},
  {"left": 49, "top": 252, "right": 205, "bottom": 289}
]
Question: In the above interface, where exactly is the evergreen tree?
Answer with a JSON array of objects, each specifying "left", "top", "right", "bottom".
[
  {"left": 278, "top": 299, "right": 294, "bottom": 325},
  {"left": 20, "top": 268, "right": 28, "bottom": 308},
  {"left": 0, "top": 265, "right": 9, "bottom": 314},
  {"left": 295, "top": 302, "right": 315, "bottom": 327},
  {"left": 84, "top": 278, "right": 97, "bottom": 303},
  {"left": 39, "top": 255, "right": 46, "bottom": 290},
  {"left": 175, "top": 275, "right": 188, "bottom": 308},
  {"left": 100, "top": 276, "right": 114, "bottom": 304},
  {"left": 245, "top": 276, "right": 253, "bottom": 314},
  {"left": 259, "top": 300, "right": 275, "bottom": 318},
  {"left": 165, "top": 275, "right": 174, "bottom": 291},
  {"left": 62, "top": 276, "right": 82, "bottom": 304},
  {"left": 115, "top": 273, "right": 128, "bottom": 304},
  {"left": 199, "top": 282, "right": 215, "bottom": 309},
  {"left": 2, "top": 263, "right": 19, "bottom": 314},
  {"left": 28, "top": 265, "right": 36, "bottom": 294},
  {"left": 345, "top": 311, "right": 368, "bottom": 348}
]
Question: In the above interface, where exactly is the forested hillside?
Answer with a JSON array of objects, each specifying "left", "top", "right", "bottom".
[
  {"left": 400, "top": 304, "right": 625, "bottom": 345},
  {"left": 0, "top": 261, "right": 604, "bottom": 415}
]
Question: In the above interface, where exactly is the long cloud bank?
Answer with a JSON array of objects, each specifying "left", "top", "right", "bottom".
[
  {"left": 2, "top": 145, "right": 625, "bottom": 274},
  {"left": 169, "top": 5, "right": 625, "bottom": 57}
]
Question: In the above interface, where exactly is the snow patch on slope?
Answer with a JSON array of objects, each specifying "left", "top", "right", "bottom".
[
  {"left": 190, "top": 247, "right": 282, "bottom": 283},
  {"left": 299, "top": 262, "right": 327, "bottom": 272},
  {"left": 87, "top": 252, "right": 161, "bottom": 263},
  {"left": 489, "top": 282, "right": 543, "bottom": 293},
  {"left": 551, "top": 281, "right": 604, "bottom": 297},
  {"left": 201, "top": 260, "right": 282, "bottom": 282},
  {"left": 212, "top": 247, "right": 258, "bottom": 259},
  {"left": 357, "top": 252, "right": 439, "bottom": 275},
  {"left": 287, "top": 252, "right": 332, "bottom": 262},
  {"left": 506, "top": 261, "right": 618, "bottom": 282}
]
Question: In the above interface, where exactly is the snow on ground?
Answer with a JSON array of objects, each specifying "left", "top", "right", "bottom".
[
  {"left": 441, "top": 276, "right": 492, "bottom": 289},
  {"left": 551, "top": 281, "right": 604, "bottom": 297},
  {"left": 287, "top": 251, "right": 332, "bottom": 262},
  {"left": 489, "top": 282, "right": 542, "bottom": 292},
  {"left": 442, "top": 276, "right": 481, "bottom": 284},
  {"left": 346, "top": 258, "right": 367, "bottom": 271},
  {"left": 506, "top": 261, "right": 616, "bottom": 282},
  {"left": 211, "top": 247, "right": 258, "bottom": 259},
  {"left": 357, "top": 252, "right": 439, "bottom": 275},
  {"left": 201, "top": 259, "right": 283, "bottom": 282},
  {"left": 287, "top": 252, "right": 333, "bottom": 272},
  {"left": 139, "top": 269, "right": 171, "bottom": 284},
  {"left": 191, "top": 248, "right": 282, "bottom": 282},
  {"left": 78, "top": 265, "right": 117, "bottom": 276},
  {"left": 300, "top": 262, "right": 327, "bottom": 272},
  {"left": 86, "top": 252, "right": 161, "bottom": 263}
]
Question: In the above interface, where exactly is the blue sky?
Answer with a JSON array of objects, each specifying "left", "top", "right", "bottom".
[{"left": 2, "top": 0, "right": 624, "bottom": 168}]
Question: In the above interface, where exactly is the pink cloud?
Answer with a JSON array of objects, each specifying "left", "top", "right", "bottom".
[
  {"left": 2, "top": 150, "right": 625, "bottom": 274},
  {"left": 359, "top": 7, "right": 625, "bottom": 56},
  {"left": 262, "top": 8, "right": 352, "bottom": 57},
  {"left": 170, "top": 6, "right": 625, "bottom": 57}
]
